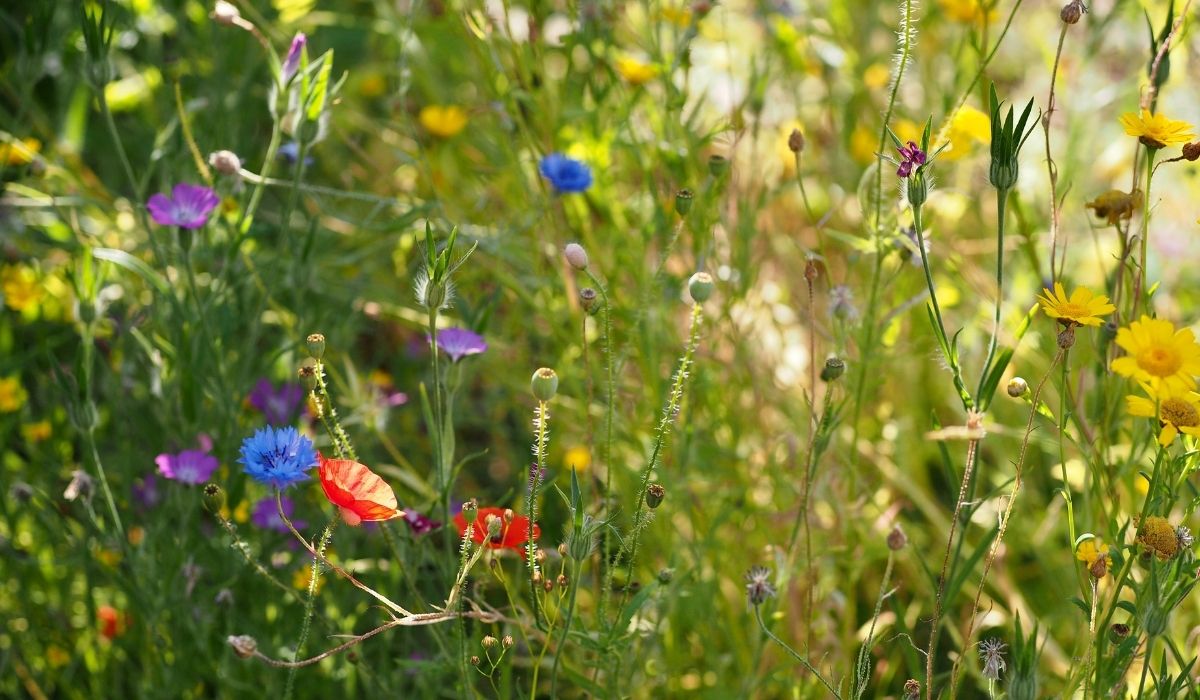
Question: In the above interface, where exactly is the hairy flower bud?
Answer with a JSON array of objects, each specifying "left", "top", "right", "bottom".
[
  {"left": 208, "top": 150, "right": 242, "bottom": 176},
  {"left": 227, "top": 634, "right": 258, "bottom": 658},
  {"left": 564, "top": 243, "right": 589, "bottom": 270}
]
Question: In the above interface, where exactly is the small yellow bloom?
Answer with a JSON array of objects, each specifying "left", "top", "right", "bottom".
[
  {"left": 564, "top": 445, "right": 591, "bottom": 473},
  {"left": 2, "top": 265, "right": 44, "bottom": 313},
  {"left": 614, "top": 56, "right": 659, "bottom": 86},
  {"left": 1085, "top": 189, "right": 1140, "bottom": 225},
  {"left": 1119, "top": 110, "right": 1195, "bottom": 149},
  {"left": 939, "top": 0, "right": 998, "bottom": 23},
  {"left": 1111, "top": 316, "right": 1200, "bottom": 390},
  {"left": 419, "top": 105, "right": 469, "bottom": 139},
  {"left": 863, "top": 63, "right": 891, "bottom": 90},
  {"left": 1126, "top": 382, "right": 1200, "bottom": 446},
  {"left": 0, "top": 138, "right": 40, "bottom": 166},
  {"left": 293, "top": 565, "right": 327, "bottom": 593},
  {"left": 1037, "top": 283, "right": 1115, "bottom": 327},
  {"left": 97, "top": 548, "right": 122, "bottom": 567},
  {"left": 46, "top": 645, "right": 70, "bottom": 668},
  {"left": 0, "top": 375, "right": 28, "bottom": 413},
  {"left": 21, "top": 420, "right": 52, "bottom": 443},
  {"left": 937, "top": 105, "right": 990, "bottom": 161},
  {"left": 1075, "top": 538, "right": 1109, "bottom": 565}
]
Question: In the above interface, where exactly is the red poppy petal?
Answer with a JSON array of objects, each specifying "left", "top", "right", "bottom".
[{"left": 320, "top": 458, "right": 398, "bottom": 515}]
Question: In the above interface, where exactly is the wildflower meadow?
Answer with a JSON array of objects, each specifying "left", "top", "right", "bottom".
[{"left": 7, "top": 0, "right": 1200, "bottom": 697}]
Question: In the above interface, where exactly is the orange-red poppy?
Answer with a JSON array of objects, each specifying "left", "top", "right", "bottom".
[
  {"left": 318, "top": 456, "right": 402, "bottom": 526},
  {"left": 453, "top": 506, "right": 540, "bottom": 551},
  {"left": 98, "top": 605, "right": 127, "bottom": 640}
]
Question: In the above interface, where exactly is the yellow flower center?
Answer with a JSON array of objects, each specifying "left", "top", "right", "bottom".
[
  {"left": 1138, "top": 516, "right": 1179, "bottom": 559},
  {"left": 1161, "top": 398, "right": 1199, "bottom": 428},
  {"left": 1055, "top": 302, "right": 1089, "bottom": 320},
  {"left": 1138, "top": 346, "right": 1182, "bottom": 377}
]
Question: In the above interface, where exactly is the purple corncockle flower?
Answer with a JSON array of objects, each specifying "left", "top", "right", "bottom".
[
  {"left": 433, "top": 328, "right": 488, "bottom": 362},
  {"left": 132, "top": 474, "right": 162, "bottom": 510},
  {"left": 147, "top": 184, "right": 220, "bottom": 229},
  {"left": 156, "top": 434, "right": 219, "bottom": 485},
  {"left": 895, "top": 141, "right": 926, "bottom": 178},
  {"left": 403, "top": 510, "right": 440, "bottom": 535},
  {"left": 280, "top": 32, "right": 306, "bottom": 84},
  {"left": 251, "top": 495, "right": 305, "bottom": 533},
  {"left": 248, "top": 378, "right": 305, "bottom": 425}
]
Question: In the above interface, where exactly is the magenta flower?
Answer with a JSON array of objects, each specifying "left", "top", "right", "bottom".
[
  {"left": 251, "top": 495, "right": 305, "bottom": 533},
  {"left": 132, "top": 474, "right": 161, "bottom": 510},
  {"left": 156, "top": 434, "right": 219, "bottom": 485},
  {"left": 895, "top": 141, "right": 927, "bottom": 178},
  {"left": 433, "top": 328, "right": 488, "bottom": 362},
  {"left": 403, "top": 510, "right": 440, "bottom": 535},
  {"left": 147, "top": 184, "right": 220, "bottom": 229},
  {"left": 281, "top": 32, "right": 306, "bottom": 84},
  {"left": 248, "top": 378, "right": 305, "bottom": 425}
]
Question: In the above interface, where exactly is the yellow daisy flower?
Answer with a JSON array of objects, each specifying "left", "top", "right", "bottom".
[
  {"left": 614, "top": 56, "right": 659, "bottom": 86},
  {"left": 1074, "top": 536, "right": 1110, "bottom": 576},
  {"left": 0, "top": 138, "right": 40, "bottom": 166},
  {"left": 1126, "top": 382, "right": 1200, "bottom": 446},
  {"left": 937, "top": 105, "right": 990, "bottom": 161},
  {"left": 563, "top": 444, "right": 591, "bottom": 473},
  {"left": 0, "top": 375, "right": 27, "bottom": 413},
  {"left": 1, "top": 265, "right": 44, "bottom": 313},
  {"left": 1111, "top": 316, "right": 1200, "bottom": 389},
  {"left": 418, "top": 105, "right": 469, "bottom": 139},
  {"left": 1136, "top": 516, "right": 1179, "bottom": 560},
  {"left": 1036, "top": 283, "right": 1115, "bottom": 327},
  {"left": 939, "top": 0, "right": 998, "bottom": 23},
  {"left": 1119, "top": 110, "right": 1195, "bottom": 149}
]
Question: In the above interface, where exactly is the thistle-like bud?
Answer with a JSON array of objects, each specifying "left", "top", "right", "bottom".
[
  {"left": 1060, "top": 0, "right": 1086, "bottom": 24},
  {"left": 482, "top": 635, "right": 498, "bottom": 649},
  {"left": 1007, "top": 377, "right": 1028, "bottom": 398},
  {"left": 887, "top": 524, "right": 908, "bottom": 550},
  {"left": 531, "top": 367, "right": 559, "bottom": 401},
  {"left": 788, "top": 128, "right": 805, "bottom": 154},
  {"left": 484, "top": 514, "right": 501, "bottom": 538},
  {"left": 208, "top": 150, "right": 242, "bottom": 176},
  {"left": 688, "top": 272, "right": 714, "bottom": 302},
  {"left": 502, "top": 635, "right": 514, "bottom": 648},
  {"left": 820, "top": 357, "right": 846, "bottom": 382},
  {"left": 470, "top": 655, "right": 481, "bottom": 666},
  {"left": 227, "top": 634, "right": 258, "bottom": 658},
  {"left": 646, "top": 483, "right": 665, "bottom": 509},
  {"left": 306, "top": 333, "right": 326, "bottom": 359},
  {"left": 675, "top": 189, "right": 694, "bottom": 216},
  {"left": 579, "top": 287, "right": 599, "bottom": 315},
  {"left": 503, "top": 508, "right": 514, "bottom": 523},
  {"left": 903, "top": 679, "right": 921, "bottom": 700},
  {"left": 564, "top": 243, "right": 589, "bottom": 270},
  {"left": 543, "top": 579, "right": 554, "bottom": 593},
  {"left": 202, "top": 483, "right": 225, "bottom": 514},
  {"left": 708, "top": 154, "right": 729, "bottom": 177},
  {"left": 556, "top": 574, "right": 569, "bottom": 588},
  {"left": 298, "top": 358, "right": 318, "bottom": 390},
  {"left": 462, "top": 498, "right": 479, "bottom": 524}
]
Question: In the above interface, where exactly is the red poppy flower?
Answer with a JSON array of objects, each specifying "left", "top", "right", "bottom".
[
  {"left": 453, "top": 506, "right": 540, "bottom": 551},
  {"left": 318, "top": 456, "right": 402, "bottom": 527},
  {"left": 98, "top": 605, "right": 126, "bottom": 640}
]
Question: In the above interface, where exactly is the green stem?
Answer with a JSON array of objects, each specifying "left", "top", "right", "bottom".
[
  {"left": 754, "top": 605, "right": 842, "bottom": 698},
  {"left": 1134, "top": 150, "right": 1155, "bottom": 313},
  {"left": 854, "top": 553, "right": 895, "bottom": 699},
  {"left": 549, "top": 558, "right": 581, "bottom": 698},
  {"left": 284, "top": 521, "right": 334, "bottom": 700},
  {"left": 977, "top": 187, "right": 1009, "bottom": 401}
]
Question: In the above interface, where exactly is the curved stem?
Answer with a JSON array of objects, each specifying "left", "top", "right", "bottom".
[{"left": 754, "top": 605, "right": 842, "bottom": 698}]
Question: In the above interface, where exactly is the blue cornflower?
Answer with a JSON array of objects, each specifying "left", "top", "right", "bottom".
[
  {"left": 538, "top": 153, "right": 592, "bottom": 193},
  {"left": 238, "top": 426, "right": 318, "bottom": 488}
]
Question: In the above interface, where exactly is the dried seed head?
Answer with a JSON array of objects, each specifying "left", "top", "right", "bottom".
[
  {"left": 1056, "top": 325, "right": 1076, "bottom": 349},
  {"left": 1138, "top": 516, "right": 1179, "bottom": 559},
  {"left": 227, "top": 634, "right": 258, "bottom": 658},
  {"left": 1089, "top": 555, "right": 1109, "bottom": 579},
  {"left": 1060, "top": 0, "right": 1086, "bottom": 24},
  {"left": 978, "top": 638, "right": 1007, "bottom": 681},
  {"left": 744, "top": 566, "right": 776, "bottom": 606},
  {"left": 579, "top": 287, "right": 599, "bottom": 315},
  {"left": 788, "top": 128, "right": 805, "bottom": 154},
  {"left": 1109, "top": 623, "right": 1131, "bottom": 641},
  {"left": 470, "top": 655, "right": 481, "bottom": 666},
  {"left": 542, "top": 579, "right": 554, "bottom": 593},
  {"left": 887, "top": 524, "right": 908, "bottom": 551},
  {"left": 556, "top": 574, "right": 569, "bottom": 588}
]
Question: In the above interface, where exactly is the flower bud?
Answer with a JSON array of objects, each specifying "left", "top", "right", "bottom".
[
  {"left": 688, "top": 271, "right": 714, "bottom": 302},
  {"left": 646, "top": 483, "right": 665, "bottom": 509},
  {"left": 502, "top": 635, "right": 514, "bottom": 648},
  {"left": 820, "top": 357, "right": 846, "bottom": 382},
  {"left": 482, "top": 635, "right": 498, "bottom": 648},
  {"left": 208, "top": 150, "right": 242, "bottom": 176},
  {"left": 556, "top": 574, "right": 569, "bottom": 588},
  {"left": 1007, "top": 377, "right": 1028, "bottom": 398},
  {"left": 503, "top": 508, "right": 514, "bottom": 523},
  {"left": 675, "top": 189, "right": 694, "bottom": 216},
  {"left": 1089, "top": 555, "right": 1109, "bottom": 579},
  {"left": 536, "top": 548, "right": 547, "bottom": 564},
  {"left": 470, "top": 655, "right": 481, "bottom": 666},
  {"left": 708, "top": 154, "right": 729, "bottom": 177},
  {"left": 887, "top": 524, "right": 908, "bottom": 550},
  {"left": 298, "top": 358, "right": 318, "bottom": 390},
  {"left": 202, "top": 483, "right": 225, "bottom": 514},
  {"left": 485, "top": 514, "right": 502, "bottom": 538},
  {"left": 306, "top": 333, "right": 326, "bottom": 359},
  {"left": 542, "top": 579, "right": 554, "bottom": 593},
  {"left": 531, "top": 367, "right": 559, "bottom": 401},
  {"left": 212, "top": 1, "right": 241, "bottom": 26},
  {"left": 462, "top": 498, "right": 479, "bottom": 524},
  {"left": 657, "top": 568, "right": 674, "bottom": 584},
  {"left": 804, "top": 259, "right": 819, "bottom": 282},
  {"left": 558, "top": 543, "right": 568, "bottom": 557},
  {"left": 788, "top": 128, "right": 805, "bottom": 154},
  {"left": 903, "top": 679, "right": 921, "bottom": 700},
  {"left": 1060, "top": 0, "right": 1085, "bottom": 24},
  {"left": 1183, "top": 142, "right": 1200, "bottom": 161},
  {"left": 564, "top": 243, "right": 589, "bottom": 270},
  {"left": 227, "top": 634, "right": 258, "bottom": 658},
  {"left": 579, "top": 287, "right": 599, "bottom": 315}
]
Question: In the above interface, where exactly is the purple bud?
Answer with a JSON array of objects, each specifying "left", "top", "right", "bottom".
[{"left": 281, "top": 33, "right": 306, "bottom": 84}]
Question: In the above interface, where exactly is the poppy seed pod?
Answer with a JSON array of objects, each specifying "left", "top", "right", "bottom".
[
  {"left": 708, "top": 154, "right": 729, "bottom": 177},
  {"left": 462, "top": 498, "right": 479, "bottom": 524},
  {"left": 675, "top": 189, "right": 693, "bottom": 216},
  {"left": 564, "top": 243, "right": 589, "bottom": 270},
  {"left": 202, "top": 483, "right": 225, "bottom": 514},
  {"left": 298, "top": 358, "right": 318, "bottom": 390},
  {"left": 688, "top": 272, "right": 714, "bottom": 302},
  {"left": 306, "top": 333, "right": 326, "bottom": 359},
  {"left": 820, "top": 357, "right": 846, "bottom": 382},
  {"left": 579, "top": 287, "right": 600, "bottom": 315},
  {"left": 531, "top": 367, "right": 559, "bottom": 401},
  {"left": 646, "top": 483, "right": 665, "bottom": 509}
]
